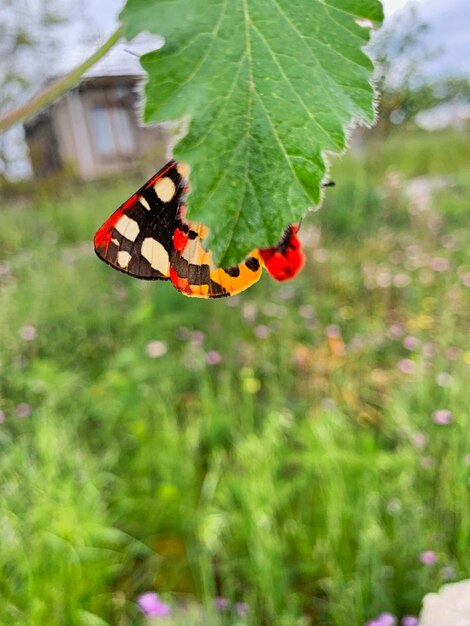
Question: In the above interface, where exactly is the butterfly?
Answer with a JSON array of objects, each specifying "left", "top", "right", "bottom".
[{"left": 94, "top": 161, "right": 305, "bottom": 298}]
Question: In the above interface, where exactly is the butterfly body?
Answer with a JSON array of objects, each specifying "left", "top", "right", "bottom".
[{"left": 94, "top": 161, "right": 303, "bottom": 298}]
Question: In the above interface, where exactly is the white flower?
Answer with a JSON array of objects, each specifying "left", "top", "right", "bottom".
[
  {"left": 145, "top": 340, "right": 168, "bottom": 358},
  {"left": 420, "top": 579, "right": 470, "bottom": 626}
]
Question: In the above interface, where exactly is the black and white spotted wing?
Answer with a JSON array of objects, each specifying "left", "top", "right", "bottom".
[{"left": 94, "top": 161, "right": 187, "bottom": 280}]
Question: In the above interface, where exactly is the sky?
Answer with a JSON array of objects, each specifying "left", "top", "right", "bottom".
[
  {"left": 383, "top": 0, "right": 470, "bottom": 75},
  {"left": 383, "top": 0, "right": 416, "bottom": 15},
  {"left": 80, "top": 0, "right": 470, "bottom": 78}
]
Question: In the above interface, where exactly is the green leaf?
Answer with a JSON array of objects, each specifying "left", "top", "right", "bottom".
[{"left": 121, "top": 0, "right": 383, "bottom": 265}]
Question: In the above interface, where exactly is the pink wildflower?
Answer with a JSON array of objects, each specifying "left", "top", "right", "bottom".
[
  {"left": 430, "top": 257, "right": 449, "bottom": 272},
  {"left": 403, "top": 336, "right": 420, "bottom": 351},
  {"left": 420, "top": 550, "right": 437, "bottom": 566},
  {"left": 214, "top": 597, "right": 229, "bottom": 611},
  {"left": 397, "top": 358, "right": 414, "bottom": 374},
  {"left": 461, "top": 273, "right": 470, "bottom": 287},
  {"left": 206, "top": 350, "right": 222, "bottom": 365},
  {"left": 20, "top": 325, "right": 37, "bottom": 341},
  {"left": 16, "top": 403, "right": 31, "bottom": 418},
  {"left": 191, "top": 331, "right": 205, "bottom": 346},
  {"left": 146, "top": 341, "right": 168, "bottom": 358},
  {"left": 388, "top": 323, "right": 405, "bottom": 339},
  {"left": 254, "top": 325, "right": 270, "bottom": 339},
  {"left": 432, "top": 409, "right": 452, "bottom": 425},
  {"left": 137, "top": 592, "right": 171, "bottom": 617}
]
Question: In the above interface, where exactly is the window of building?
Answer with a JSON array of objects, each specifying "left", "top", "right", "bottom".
[{"left": 89, "top": 106, "right": 135, "bottom": 159}]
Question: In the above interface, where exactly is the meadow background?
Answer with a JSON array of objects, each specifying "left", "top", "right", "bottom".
[{"left": 1, "top": 121, "right": 470, "bottom": 626}]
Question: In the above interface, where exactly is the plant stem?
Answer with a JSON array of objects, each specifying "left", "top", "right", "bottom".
[{"left": 0, "top": 27, "right": 124, "bottom": 134}]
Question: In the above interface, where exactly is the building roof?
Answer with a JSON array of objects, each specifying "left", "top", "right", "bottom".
[
  {"left": 83, "top": 33, "right": 164, "bottom": 79},
  {"left": 61, "top": 33, "right": 164, "bottom": 80},
  {"left": 84, "top": 34, "right": 164, "bottom": 79}
]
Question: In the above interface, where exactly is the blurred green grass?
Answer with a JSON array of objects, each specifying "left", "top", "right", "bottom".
[{"left": 1, "top": 126, "right": 470, "bottom": 626}]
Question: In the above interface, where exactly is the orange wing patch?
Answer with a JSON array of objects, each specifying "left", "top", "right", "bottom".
[{"left": 170, "top": 221, "right": 262, "bottom": 298}]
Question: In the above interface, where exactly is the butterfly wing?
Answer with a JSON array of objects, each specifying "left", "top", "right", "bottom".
[
  {"left": 94, "top": 159, "right": 294, "bottom": 296},
  {"left": 94, "top": 161, "right": 186, "bottom": 280},
  {"left": 170, "top": 219, "right": 263, "bottom": 298},
  {"left": 259, "top": 225, "right": 305, "bottom": 281}
]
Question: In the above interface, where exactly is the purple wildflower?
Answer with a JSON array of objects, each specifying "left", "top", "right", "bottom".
[
  {"left": 461, "top": 273, "right": 470, "bottom": 288},
  {"left": 432, "top": 409, "right": 452, "bottom": 425},
  {"left": 366, "top": 614, "right": 397, "bottom": 626},
  {"left": 16, "top": 403, "right": 31, "bottom": 418},
  {"left": 441, "top": 235, "right": 456, "bottom": 249},
  {"left": 394, "top": 272, "right": 411, "bottom": 288},
  {"left": 403, "top": 336, "right": 420, "bottom": 351},
  {"left": 20, "top": 325, "right": 37, "bottom": 341},
  {"left": 214, "top": 597, "right": 230, "bottom": 612},
  {"left": 326, "top": 324, "right": 341, "bottom": 339},
  {"left": 422, "top": 342, "right": 436, "bottom": 358},
  {"left": 401, "top": 616, "right": 419, "bottom": 626},
  {"left": 420, "top": 550, "right": 437, "bottom": 566},
  {"left": 377, "top": 613, "right": 397, "bottom": 626},
  {"left": 430, "top": 257, "right": 449, "bottom": 272},
  {"left": 137, "top": 592, "right": 171, "bottom": 617},
  {"left": 388, "top": 323, "right": 405, "bottom": 339},
  {"left": 206, "top": 350, "right": 222, "bottom": 365},
  {"left": 397, "top": 358, "right": 414, "bottom": 374},
  {"left": 445, "top": 346, "right": 459, "bottom": 361},
  {"left": 191, "top": 331, "right": 205, "bottom": 346}
]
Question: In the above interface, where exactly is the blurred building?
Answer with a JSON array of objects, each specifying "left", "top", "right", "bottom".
[{"left": 24, "top": 37, "right": 167, "bottom": 180}]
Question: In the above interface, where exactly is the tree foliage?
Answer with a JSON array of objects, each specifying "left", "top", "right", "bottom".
[
  {"left": 0, "top": 0, "right": 96, "bottom": 177},
  {"left": 371, "top": 7, "right": 470, "bottom": 134}
]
